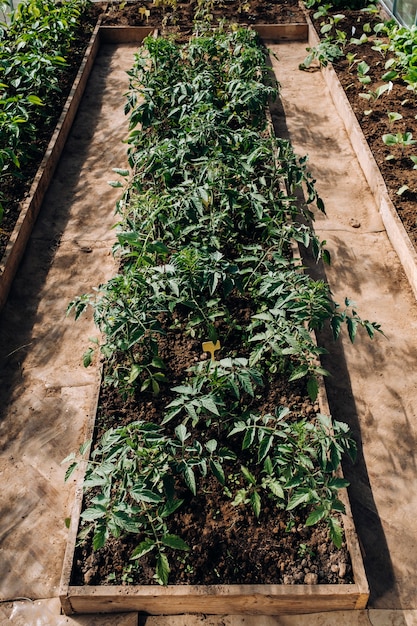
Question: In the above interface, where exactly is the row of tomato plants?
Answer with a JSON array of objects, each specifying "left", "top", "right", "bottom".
[
  {"left": 66, "top": 24, "right": 381, "bottom": 585},
  {"left": 0, "top": 0, "right": 91, "bottom": 219}
]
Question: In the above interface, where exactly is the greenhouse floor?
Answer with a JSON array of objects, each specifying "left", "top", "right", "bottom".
[{"left": 0, "top": 39, "right": 417, "bottom": 625}]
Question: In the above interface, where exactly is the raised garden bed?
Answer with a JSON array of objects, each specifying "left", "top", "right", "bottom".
[
  {"left": 0, "top": 0, "right": 103, "bottom": 311},
  {"left": 59, "top": 380, "right": 369, "bottom": 615},
  {"left": 58, "top": 21, "right": 375, "bottom": 616},
  {"left": 304, "top": 7, "right": 417, "bottom": 298}
]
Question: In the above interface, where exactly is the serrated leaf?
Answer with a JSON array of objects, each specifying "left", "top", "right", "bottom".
[
  {"left": 210, "top": 459, "right": 225, "bottom": 485},
  {"left": 250, "top": 490, "right": 261, "bottom": 518},
  {"left": 347, "top": 317, "right": 357, "bottom": 342},
  {"left": 328, "top": 477, "right": 350, "bottom": 489},
  {"left": 93, "top": 526, "right": 107, "bottom": 551},
  {"left": 241, "top": 466, "right": 256, "bottom": 485},
  {"left": 83, "top": 347, "right": 94, "bottom": 368},
  {"left": 81, "top": 505, "right": 107, "bottom": 521},
  {"left": 112, "top": 168, "right": 129, "bottom": 176},
  {"left": 131, "top": 538, "right": 156, "bottom": 560},
  {"left": 155, "top": 553, "right": 170, "bottom": 585},
  {"left": 65, "top": 462, "right": 78, "bottom": 482},
  {"left": 131, "top": 486, "right": 162, "bottom": 503},
  {"left": 328, "top": 517, "right": 343, "bottom": 548},
  {"left": 242, "top": 427, "right": 255, "bottom": 450},
  {"left": 305, "top": 505, "right": 327, "bottom": 526},
  {"left": 161, "top": 534, "right": 190, "bottom": 551},
  {"left": 287, "top": 489, "right": 311, "bottom": 511},
  {"left": 258, "top": 434, "right": 273, "bottom": 462},
  {"left": 267, "top": 479, "right": 284, "bottom": 499},
  {"left": 200, "top": 395, "right": 220, "bottom": 415},
  {"left": 289, "top": 366, "right": 309, "bottom": 382}
]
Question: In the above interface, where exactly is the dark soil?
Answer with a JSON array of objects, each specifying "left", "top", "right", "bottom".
[
  {"left": 101, "top": 0, "right": 307, "bottom": 28},
  {"left": 72, "top": 304, "right": 353, "bottom": 587}
]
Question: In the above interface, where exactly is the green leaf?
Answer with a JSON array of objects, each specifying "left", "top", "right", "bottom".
[
  {"left": 131, "top": 538, "right": 156, "bottom": 560},
  {"left": 307, "top": 376, "right": 319, "bottom": 402},
  {"left": 184, "top": 465, "right": 196, "bottom": 495},
  {"left": 27, "top": 94, "right": 44, "bottom": 106},
  {"left": 266, "top": 479, "right": 284, "bottom": 499},
  {"left": 210, "top": 459, "right": 225, "bottom": 485},
  {"left": 83, "top": 347, "right": 94, "bottom": 368},
  {"left": 161, "top": 534, "right": 190, "bottom": 551},
  {"left": 155, "top": 553, "right": 170, "bottom": 585},
  {"left": 250, "top": 490, "right": 261, "bottom": 518},
  {"left": 382, "top": 70, "right": 398, "bottom": 81},
  {"left": 161, "top": 498, "right": 184, "bottom": 518},
  {"left": 131, "top": 486, "right": 162, "bottom": 503},
  {"left": 258, "top": 434, "right": 273, "bottom": 462},
  {"left": 289, "top": 366, "right": 309, "bottom": 382},
  {"left": 328, "top": 516, "right": 343, "bottom": 548},
  {"left": 200, "top": 395, "right": 220, "bottom": 415},
  {"left": 205, "top": 439, "right": 217, "bottom": 453},
  {"left": 347, "top": 317, "right": 357, "bottom": 342},
  {"left": 112, "top": 168, "right": 129, "bottom": 176},
  {"left": 175, "top": 423, "right": 187, "bottom": 443},
  {"left": 328, "top": 477, "right": 350, "bottom": 489},
  {"left": 305, "top": 504, "right": 327, "bottom": 526},
  {"left": 81, "top": 505, "right": 107, "bottom": 521},
  {"left": 287, "top": 489, "right": 311, "bottom": 511},
  {"left": 93, "top": 526, "right": 107, "bottom": 551},
  {"left": 64, "top": 462, "right": 78, "bottom": 482},
  {"left": 242, "top": 427, "right": 256, "bottom": 450},
  {"left": 382, "top": 133, "right": 398, "bottom": 146},
  {"left": 397, "top": 184, "right": 409, "bottom": 196},
  {"left": 241, "top": 466, "right": 256, "bottom": 485}
]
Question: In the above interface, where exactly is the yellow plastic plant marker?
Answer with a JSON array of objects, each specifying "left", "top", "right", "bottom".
[{"left": 202, "top": 340, "right": 221, "bottom": 362}]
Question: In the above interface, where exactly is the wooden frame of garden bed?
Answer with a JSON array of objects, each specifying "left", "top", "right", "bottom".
[
  {"left": 43, "top": 20, "right": 371, "bottom": 618},
  {"left": 59, "top": 370, "right": 369, "bottom": 616},
  {"left": 306, "top": 15, "right": 417, "bottom": 302}
]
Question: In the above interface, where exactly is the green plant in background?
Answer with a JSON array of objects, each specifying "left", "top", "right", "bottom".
[
  {"left": 0, "top": 0, "right": 90, "bottom": 217},
  {"left": 299, "top": 38, "right": 345, "bottom": 69}
]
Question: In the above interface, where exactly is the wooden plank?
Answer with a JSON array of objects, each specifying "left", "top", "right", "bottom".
[
  {"left": 254, "top": 23, "right": 308, "bottom": 41},
  {"left": 63, "top": 584, "right": 364, "bottom": 615},
  {"left": 99, "top": 24, "right": 308, "bottom": 44},
  {"left": 99, "top": 26, "right": 154, "bottom": 43}
]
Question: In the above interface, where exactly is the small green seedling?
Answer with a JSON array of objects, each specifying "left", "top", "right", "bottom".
[{"left": 357, "top": 60, "right": 371, "bottom": 84}]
